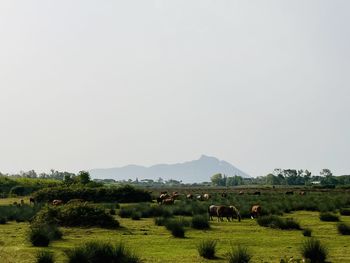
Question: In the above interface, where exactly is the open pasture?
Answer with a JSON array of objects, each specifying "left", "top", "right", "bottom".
[{"left": 0, "top": 190, "right": 350, "bottom": 262}]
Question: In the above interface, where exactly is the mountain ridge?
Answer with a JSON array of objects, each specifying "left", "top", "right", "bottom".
[{"left": 90, "top": 155, "right": 250, "bottom": 183}]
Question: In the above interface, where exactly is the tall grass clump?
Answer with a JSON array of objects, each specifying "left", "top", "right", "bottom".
[
  {"left": 337, "top": 223, "right": 350, "bottom": 235},
  {"left": 191, "top": 214, "right": 210, "bottom": 230},
  {"left": 227, "top": 245, "right": 252, "bottom": 263},
  {"left": 197, "top": 240, "right": 217, "bottom": 259},
  {"left": 300, "top": 238, "right": 328, "bottom": 263},
  {"left": 340, "top": 208, "right": 350, "bottom": 216},
  {"left": 319, "top": 212, "right": 339, "bottom": 222},
  {"left": 257, "top": 215, "right": 300, "bottom": 230},
  {"left": 66, "top": 241, "right": 141, "bottom": 263},
  {"left": 0, "top": 217, "right": 7, "bottom": 224},
  {"left": 165, "top": 220, "right": 186, "bottom": 238},
  {"left": 154, "top": 217, "right": 169, "bottom": 226},
  {"left": 28, "top": 228, "right": 51, "bottom": 247},
  {"left": 302, "top": 228, "right": 312, "bottom": 237},
  {"left": 35, "top": 250, "right": 54, "bottom": 263}
]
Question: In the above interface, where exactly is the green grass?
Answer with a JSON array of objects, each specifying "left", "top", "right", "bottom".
[{"left": 1, "top": 209, "right": 350, "bottom": 262}]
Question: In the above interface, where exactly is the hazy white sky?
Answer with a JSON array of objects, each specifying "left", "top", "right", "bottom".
[{"left": 0, "top": 1, "right": 349, "bottom": 177}]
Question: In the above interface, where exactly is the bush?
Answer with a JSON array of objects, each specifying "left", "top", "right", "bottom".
[
  {"left": 131, "top": 212, "right": 141, "bottom": 220},
  {"left": 66, "top": 241, "right": 141, "bottom": 263},
  {"left": 35, "top": 250, "right": 54, "bottom": 263},
  {"left": 227, "top": 245, "right": 252, "bottom": 263},
  {"left": 302, "top": 228, "right": 312, "bottom": 237},
  {"left": 154, "top": 217, "right": 169, "bottom": 226},
  {"left": 319, "top": 212, "right": 339, "bottom": 222},
  {"left": 165, "top": 220, "right": 185, "bottom": 238},
  {"left": 110, "top": 209, "right": 116, "bottom": 215},
  {"left": 0, "top": 204, "right": 42, "bottom": 222},
  {"left": 337, "top": 223, "right": 350, "bottom": 235},
  {"left": 0, "top": 217, "right": 7, "bottom": 224},
  {"left": 300, "top": 238, "right": 328, "bottom": 263},
  {"left": 191, "top": 214, "right": 210, "bottom": 230},
  {"left": 340, "top": 208, "right": 350, "bottom": 216},
  {"left": 33, "top": 185, "right": 152, "bottom": 203},
  {"left": 197, "top": 240, "right": 217, "bottom": 259},
  {"left": 257, "top": 215, "right": 300, "bottom": 230},
  {"left": 34, "top": 203, "right": 119, "bottom": 228},
  {"left": 29, "top": 227, "right": 50, "bottom": 247}
]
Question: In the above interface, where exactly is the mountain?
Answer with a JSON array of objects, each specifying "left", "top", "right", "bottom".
[{"left": 90, "top": 155, "right": 250, "bottom": 183}]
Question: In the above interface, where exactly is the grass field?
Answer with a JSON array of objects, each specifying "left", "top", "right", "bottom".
[{"left": 1, "top": 203, "right": 350, "bottom": 263}]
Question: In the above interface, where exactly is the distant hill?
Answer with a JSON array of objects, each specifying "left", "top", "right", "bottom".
[{"left": 90, "top": 155, "right": 250, "bottom": 183}]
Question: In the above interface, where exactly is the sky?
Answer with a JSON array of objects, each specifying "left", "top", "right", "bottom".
[{"left": 0, "top": 0, "right": 349, "bottom": 177}]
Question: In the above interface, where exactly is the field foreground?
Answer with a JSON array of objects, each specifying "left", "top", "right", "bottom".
[{"left": 1, "top": 208, "right": 350, "bottom": 263}]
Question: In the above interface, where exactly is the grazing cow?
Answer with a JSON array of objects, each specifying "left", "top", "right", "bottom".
[
  {"left": 172, "top": 193, "right": 180, "bottom": 200},
  {"left": 286, "top": 191, "right": 294, "bottom": 195},
  {"left": 52, "top": 200, "right": 64, "bottom": 206},
  {"left": 29, "top": 197, "right": 35, "bottom": 205},
  {"left": 203, "top": 194, "right": 211, "bottom": 200},
  {"left": 172, "top": 191, "right": 178, "bottom": 196},
  {"left": 13, "top": 201, "right": 18, "bottom": 206},
  {"left": 196, "top": 195, "right": 203, "bottom": 201},
  {"left": 160, "top": 193, "right": 170, "bottom": 200},
  {"left": 217, "top": 205, "right": 241, "bottom": 222},
  {"left": 160, "top": 191, "right": 168, "bottom": 195},
  {"left": 20, "top": 199, "right": 25, "bottom": 206},
  {"left": 221, "top": 193, "right": 227, "bottom": 198},
  {"left": 238, "top": 191, "right": 244, "bottom": 195},
  {"left": 162, "top": 198, "right": 174, "bottom": 205},
  {"left": 208, "top": 205, "right": 220, "bottom": 221},
  {"left": 251, "top": 205, "right": 262, "bottom": 219},
  {"left": 299, "top": 191, "right": 306, "bottom": 196},
  {"left": 156, "top": 197, "right": 163, "bottom": 204},
  {"left": 253, "top": 191, "right": 261, "bottom": 195},
  {"left": 186, "top": 194, "right": 193, "bottom": 199}
]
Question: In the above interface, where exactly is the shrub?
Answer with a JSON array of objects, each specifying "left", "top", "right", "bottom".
[
  {"left": 337, "top": 223, "right": 350, "bottom": 235},
  {"left": 29, "top": 227, "right": 50, "bottom": 247},
  {"left": 33, "top": 185, "right": 151, "bottom": 203},
  {"left": 109, "top": 209, "right": 116, "bottom": 215},
  {"left": 154, "top": 217, "right": 169, "bottom": 226},
  {"left": 191, "top": 214, "right": 210, "bottom": 230},
  {"left": 34, "top": 203, "right": 119, "bottom": 228},
  {"left": 35, "top": 250, "right": 54, "bottom": 263},
  {"left": 65, "top": 241, "right": 141, "bottom": 263},
  {"left": 0, "top": 204, "right": 42, "bottom": 222},
  {"left": 300, "top": 238, "right": 328, "bottom": 263},
  {"left": 227, "top": 245, "right": 252, "bottom": 263},
  {"left": 340, "top": 208, "right": 350, "bottom": 216},
  {"left": 118, "top": 208, "right": 133, "bottom": 218},
  {"left": 319, "top": 212, "right": 339, "bottom": 222},
  {"left": 197, "top": 240, "right": 217, "bottom": 259},
  {"left": 131, "top": 212, "right": 141, "bottom": 220},
  {"left": 0, "top": 217, "right": 7, "bottom": 224},
  {"left": 257, "top": 215, "right": 300, "bottom": 230},
  {"left": 165, "top": 220, "right": 185, "bottom": 238},
  {"left": 302, "top": 228, "right": 312, "bottom": 237}
]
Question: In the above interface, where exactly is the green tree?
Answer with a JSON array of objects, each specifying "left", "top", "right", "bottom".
[{"left": 77, "top": 171, "right": 91, "bottom": 185}]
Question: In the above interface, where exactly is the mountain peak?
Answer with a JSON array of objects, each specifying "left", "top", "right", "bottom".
[{"left": 90, "top": 156, "right": 251, "bottom": 183}]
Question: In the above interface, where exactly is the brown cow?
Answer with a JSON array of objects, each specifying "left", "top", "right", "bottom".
[
  {"left": 29, "top": 197, "right": 35, "bottom": 205},
  {"left": 251, "top": 205, "right": 262, "bottom": 219},
  {"left": 217, "top": 206, "right": 241, "bottom": 222},
  {"left": 208, "top": 205, "right": 220, "bottom": 221},
  {"left": 52, "top": 200, "right": 64, "bottom": 206},
  {"left": 253, "top": 191, "right": 261, "bottom": 195},
  {"left": 238, "top": 191, "right": 244, "bottom": 195},
  {"left": 299, "top": 191, "right": 306, "bottom": 196},
  {"left": 186, "top": 194, "right": 193, "bottom": 199}
]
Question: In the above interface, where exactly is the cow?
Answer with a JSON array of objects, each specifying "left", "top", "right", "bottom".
[
  {"left": 160, "top": 191, "right": 168, "bottom": 195},
  {"left": 20, "top": 199, "right": 25, "bottom": 206},
  {"left": 251, "top": 205, "right": 262, "bottom": 219},
  {"left": 196, "top": 195, "right": 203, "bottom": 201},
  {"left": 162, "top": 198, "right": 174, "bottom": 205},
  {"left": 299, "top": 191, "right": 306, "bottom": 196},
  {"left": 221, "top": 193, "right": 227, "bottom": 198},
  {"left": 208, "top": 205, "right": 220, "bottom": 221},
  {"left": 238, "top": 191, "right": 244, "bottom": 195},
  {"left": 156, "top": 197, "right": 163, "bottom": 204},
  {"left": 203, "top": 194, "right": 211, "bottom": 200},
  {"left": 253, "top": 191, "right": 261, "bottom": 195},
  {"left": 186, "top": 194, "right": 193, "bottom": 199},
  {"left": 29, "top": 197, "right": 35, "bottom": 205},
  {"left": 172, "top": 193, "right": 180, "bottom": 200},
  {"left": 286, "top": 191, "right": 294, "bottom": 195},
  {"left": 160, "top": 193, "right": 170, "bottom": 200},
  {"left": 217, "top": 205, "right": 241, "bottom": 222},
  {"left": 52, "top": 200, "right": 64, "bottom": 206}
]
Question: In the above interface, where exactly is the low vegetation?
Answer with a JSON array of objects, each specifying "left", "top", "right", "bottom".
[
  {"left": 300, "top": 238, "right": 328, "bottom": 263},
  {"left": 197, "top": 240, "right": 217, "bottom": 259},
  {"left": 302, "top": 228, "right": 312, "bottom": 237},
  {"left": 319, "top": 212, "right": 340, "bottom": 222},
  {"left": 165, "top": 219, "right": 186, "bottom": 238},
  {"left": 35, "top": 250, "right": 55, "bottom": 263},
  {"left": 227, "top": 245, "right": 252, "bottom": 263},
  {"left": 257, "top": 215, "right": 301, "bottom": 230},
  {"left": 191, "top": 214, "right": 210, "bottom": 230},
  {"left": 65, "top": 241, "right": 141, "bottom": 263},
  {"left": 337, "top": 223, "right": 350, "bottom": 235},
  {"left": 340, "top": 208, "right": 350, "bottom": 216}
]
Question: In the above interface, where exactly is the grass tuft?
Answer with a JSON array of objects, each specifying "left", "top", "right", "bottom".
[
  {"left": 35, "top": 250, "right": 54, "bottom": 263},
  {"left": 197, "top": 240, "right": 217, "bottom": 259},
  {"left": 191, "top": 214, "right": 210, "bottom": 230},
  {"left": 319, "top": 212, "right": 339, "bottom": 222},
  {"left": 300, "top": 238, "right": 328, "bottom": 263},
  {"left": 337, "top": 223, "right": 350, "bottom": 235},
  {"left": 227, "top": 245, "right": 252, "bottom": 263}
]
